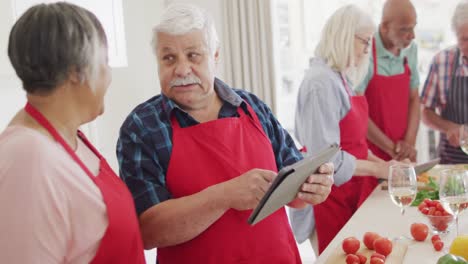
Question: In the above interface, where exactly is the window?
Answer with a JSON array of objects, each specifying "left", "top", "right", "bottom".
[{"left": 12, "top": 0, "right": 128, "bottom": 67}]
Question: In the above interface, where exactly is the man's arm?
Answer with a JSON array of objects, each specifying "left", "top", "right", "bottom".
[
  {"left": 396, "top": 88, "right": 420, "bottom": 161},
  {"left": 367, "top": 119, "right": 396, "bottom": 158},
  {"left": 139, "top": 169, "right": 274, "bottom": 248},
  {"left": 139, "top": 184, "right": 228, "bottom": 249},
  {"left": 422, "top": 107, "right": 461, "bottom": 147},
  {"left": 419, "top": 49, "right": 462, "bottom": 146}
]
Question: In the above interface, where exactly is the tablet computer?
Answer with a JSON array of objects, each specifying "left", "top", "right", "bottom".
[{"left": 248, "top": 143, "right": 340, "bottom": 225}]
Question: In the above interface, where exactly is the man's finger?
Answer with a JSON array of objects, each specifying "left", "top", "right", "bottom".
[
  {"left": 318, "top": 162, "right": 334, "bottom": 174},
  {"left": 394, "top": 142, "right": 401, "bottom": 153}
]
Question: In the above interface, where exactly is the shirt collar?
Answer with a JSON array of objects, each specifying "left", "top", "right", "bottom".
[
  {"left": 161, "top": 77, "right": 243, "bottom": 119},
  {"left": 375, "top": 31, "right": 412, "bottom": 60}
]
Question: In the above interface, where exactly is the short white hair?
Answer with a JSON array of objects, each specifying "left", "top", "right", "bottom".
[
  {"left": 314, "top": 5, "right": 375, "bottom": 84},
  {"left": 151, "top": 3, "right": 219, "bottom": 55},
  {"left": 452, "top": 0, "right": 468, "bottom": 33}
]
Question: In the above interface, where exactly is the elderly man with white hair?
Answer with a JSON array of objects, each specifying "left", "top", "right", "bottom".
[
  {"left": 117, "top": 3, "right": 334, "bottom": 263},
  {"left": 421, "top": 0, "right": 468, "bottom": 164}
]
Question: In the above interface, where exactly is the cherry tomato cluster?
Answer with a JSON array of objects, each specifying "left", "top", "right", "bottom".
[
  {"left": 342, "top": 232, "right": 392, "bottom": 264},
  {"left": 418, "top": 198, "right": 451, "bottom": 216},
  {"left": 417, "top": 198, "right": 454, "bottom": 232},
  {"left": 431, "top": 234, "right": 444, "bottom": 251}
]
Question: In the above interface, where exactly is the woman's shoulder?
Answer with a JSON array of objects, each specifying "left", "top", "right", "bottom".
[
  {"left": 0, "top": 126, "right": 50, "bottom": 157},
  {"left": 302, "top": 59, "right": 342, "bottom": 89},
  {"left": 300, "top": 59, "right": 345, "bottom": 96},
  {"left": 0, "top": 126, "right": 86, "bottom": 187}
]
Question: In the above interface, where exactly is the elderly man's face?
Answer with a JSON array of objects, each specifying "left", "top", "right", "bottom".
[
  {"left": 156, "top": 30, "right": 218, "bottom": 110},
  {"left": 456, "top": 23, "right": 468, "bottom": 57},
  {"left": 384, "top": 15, "right": 417, "bottom": 50}
]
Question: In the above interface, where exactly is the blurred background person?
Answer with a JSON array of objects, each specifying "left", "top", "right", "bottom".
[
  {"left": 0, "top": 3, "right": 145, "bottom": 263},
  {"left": 356, "top": 0, "right": 420, "bottom": 162},
  {"left": 421, "top": 0, "right": 468, "bottom": 164},
  {"left": 290, "top": 4, "right": 393, "bottom": 254}
]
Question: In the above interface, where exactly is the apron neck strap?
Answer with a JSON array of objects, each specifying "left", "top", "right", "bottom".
[
  {"left": 340, "top": 74, "right": 353, "bottom": 96},
  {"left": 372, "top": 37, "right": 377, "bottom": 73},
  {"left": 24, "top": 102, "right": 96, "bottom": 179}
]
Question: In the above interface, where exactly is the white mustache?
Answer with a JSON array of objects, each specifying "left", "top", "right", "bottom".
[{"left": 170, "top": 75, "right": 202, "bottom": 87}]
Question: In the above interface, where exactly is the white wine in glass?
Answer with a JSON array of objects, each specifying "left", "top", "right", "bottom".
[
  {"left": 388, "top": 164, "right": 417, "bottom": 215},
  {"left": 439, "top": 169, "right": 468, "bottom": 236},
  {"left": 460, "top": 124, "right": 468, "bottom": 154}
]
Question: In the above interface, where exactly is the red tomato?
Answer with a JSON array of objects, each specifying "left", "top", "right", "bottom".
[
  {"left": 410, "top": 223, "right": 429, "bottom": 241},
  {"left": 421, "top": 207, "right": 430, "bottom": 215},
  {"left": 436, "top": 203, "right": 444, "bottom": 212},
  {"left": 356, "top": 253, "right": 367, "bottom": 264},
  {"left": 431, "top": 235, "right": 441, "bottom": 244},
  {"left": 370, "top": 257, "right": 385, "bottom": 264},
  {"left": 433, "top": 240, "right": 444, "bottom": 251},
  {"left": 423, "top": 198, "right": 434, "bottom": 206},
  {"left": 418, "top": 202, "right": 427, "bottom": 211},
  {"left": 346, "top": 254, "right": 361, "bottom": 264},
  {"left": 371, "top": 252, "right": 386, "bottom": 261},
  {"left": 373, "top": 237, "right": 393, "bottom": 256},
  {"left": 342, "top": 237, "right": 360, "bottom": 254},
  {"left": 363, "top": 232, "right": 381, "bottom": 250}
]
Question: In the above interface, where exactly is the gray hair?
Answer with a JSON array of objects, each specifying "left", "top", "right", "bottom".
[
  {"left": 314, "top": 5, "right": 375, "bottom": 84},
  {"left": 8, "top": 2, "right": 107, "bottom": 94},
  {"left": 151, "top": 3, "right": 219, "bottom": 55},
  {"left": 452, "top": 0, "right": 468, "bottom": 33}
]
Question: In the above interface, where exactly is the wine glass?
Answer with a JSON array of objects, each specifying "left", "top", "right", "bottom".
[
  {"left": 388, "top": 164, "right": 417, "bottom": 215},
  {"left": 439, "top": 169, "right": 468, "bottom": 237},
  {"left": 460, "top": 124, "right": 468, "bottom": 154}
]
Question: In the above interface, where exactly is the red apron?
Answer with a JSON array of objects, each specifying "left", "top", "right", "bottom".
[
  {"left": 314, "top": 76, "right": 378, "bottom": 253},
  {"left": 24, "top": 103, "right": 145, "bottom": 264},
  {"left": 365, "top": 38, "right": 411, "bottom": 160},
  {"left": 157, "top": 103, "right": 301, "bottom": 264}
]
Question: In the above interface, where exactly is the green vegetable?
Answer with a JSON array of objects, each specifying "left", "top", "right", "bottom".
[
  {"left": 411, "top": 177, "right": 439, "bottom": 206},
  {"left": 437, "top": 254, "right": 467, "bottom": 264},
  {"left": 442, "top": 174, "right": 466, "bottom": 195}
]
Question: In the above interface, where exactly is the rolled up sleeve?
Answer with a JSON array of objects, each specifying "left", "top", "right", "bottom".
[{"left": 421, "top": 56, "right": 441, "bottom": 109}]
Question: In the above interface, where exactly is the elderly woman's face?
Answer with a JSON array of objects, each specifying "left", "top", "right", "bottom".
[
  {"left": 93, "top": 53, "right": 111, "bottom": 116},
  {"left": 79, "top": 46, "right": 111, "bottom": 119},
  {"left": 354, "top": 30, "right": 373, "bottom": 66},
  {"left": 156, "top": 30, "right": 218, "bottom": 110}
]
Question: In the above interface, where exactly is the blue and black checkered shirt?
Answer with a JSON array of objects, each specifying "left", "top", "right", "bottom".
[{"left": 117, "top": 78, "right": 302, "bottom": 215}]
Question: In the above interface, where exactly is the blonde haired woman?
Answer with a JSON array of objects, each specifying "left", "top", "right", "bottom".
[{"left": 290, "top": 4, "right": 394, "bottom": 254}]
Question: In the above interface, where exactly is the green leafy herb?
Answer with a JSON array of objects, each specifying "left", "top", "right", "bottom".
[{"left": 411, "top": 177, "right": 439, "bottom": 206}]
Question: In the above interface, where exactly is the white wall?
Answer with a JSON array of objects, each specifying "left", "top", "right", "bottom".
[
  {"left": 96, "top": 0, "right": 164, "bottom": 170},
  {"left": 0, "top": 1, "right": 25, "bottom": 130}
]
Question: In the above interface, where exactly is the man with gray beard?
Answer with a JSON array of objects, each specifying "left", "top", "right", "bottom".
[{"left": 117, "top": 3, "right": 333, "bottom": 264}]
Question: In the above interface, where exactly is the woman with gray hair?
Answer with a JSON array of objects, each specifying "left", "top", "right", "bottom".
[
  {"left": 421, "top": 0, "right": 468, "bottom": 164},
  {"left": 290, "top": 4, "right": 394, "bottom": 253},
  {"left": 0, "top": 3, "right": 145, "bottom": 263}
]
